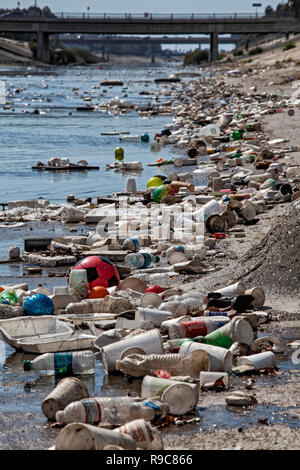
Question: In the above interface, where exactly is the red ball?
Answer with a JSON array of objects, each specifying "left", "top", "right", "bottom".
[
  {"left": 88, "top": 286, "right": 109, "bottom": 299},
  {"left": 72, "top": 256, "right": 120, "bottom": 290},
  {"left": 145, "top": 285, "right": 165, "bottom": 294}
]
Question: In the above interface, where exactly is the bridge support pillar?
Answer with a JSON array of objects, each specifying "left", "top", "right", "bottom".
[
  {"left": 151, "top": 43, "right": 155, "bottom": 64},
  {"left": 37, "top": 31, "right": 51, "bottom": 63},
  {"left": 210, "top": 32, "right": 218, "bottom": 63}
]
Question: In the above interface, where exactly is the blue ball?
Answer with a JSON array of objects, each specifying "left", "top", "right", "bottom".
[
  {"left": 141, "top": 133, "right": 150, "bottom": 143},
  {"left": 24, "top": 294, "right": 54, "bottom": 316}
]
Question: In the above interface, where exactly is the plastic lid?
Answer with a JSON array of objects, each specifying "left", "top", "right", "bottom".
[{"left": 23, "top": 360, "right": 32, "bottom": 371}]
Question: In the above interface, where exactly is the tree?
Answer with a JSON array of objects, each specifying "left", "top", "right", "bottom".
[
  {"left": 289, "top": 0, "right": 300, "bottom": 18},
  {"left": 265, "top": 5, "right": 274, "bottom": 16}
]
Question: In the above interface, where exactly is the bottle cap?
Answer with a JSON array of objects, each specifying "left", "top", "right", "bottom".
[{"left": 23, "top": 360, "right": 32, "bottom": 371}]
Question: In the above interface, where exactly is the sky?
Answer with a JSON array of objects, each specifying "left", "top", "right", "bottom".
[{"left": 0, "top": 0, "right": 285, "bottom": 14}]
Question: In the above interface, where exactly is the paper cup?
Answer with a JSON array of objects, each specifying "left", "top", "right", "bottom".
[{"left": 42, "top": 377, "right": 89, "bottom": 421}]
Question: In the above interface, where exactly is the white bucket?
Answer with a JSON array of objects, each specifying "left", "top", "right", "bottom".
[
  {"left": 101, "top": 329, "right": 164, "bottom": 372},
  {"left": 236, "top": 351, "right": 276, "bottom": 370},
  {"left": 179, "top": 341, "right": 233, "bottom": 372},
  {"left": 215, "top": 282, "right": 246, "bottom": 297},
  {"left": 136, "top": 307, "right": 172, "bottom": 327},
  {"left": 55, "top": 423, "right": 136, "bottom": 450}
]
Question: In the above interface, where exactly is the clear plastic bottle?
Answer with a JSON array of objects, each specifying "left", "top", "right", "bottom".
[
  {"left": 23, "top": 350, "right": 95, "bottom": 376},
  {"left": 122, "top": 238, "right": 140, "bottom": 252},
  {"left": 55, "top": 397, "right": 168, "bottom": 425},
  {"left": 125, "top": 253, "right": 159, "bottom": 269}
]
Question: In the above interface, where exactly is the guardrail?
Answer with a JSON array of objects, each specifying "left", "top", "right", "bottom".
[{"left": 0, "top": 12, "right": 295, "bottom": 20}]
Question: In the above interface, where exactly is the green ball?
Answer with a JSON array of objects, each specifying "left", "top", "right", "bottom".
[
  {"left": 115, "top": 147, "right": 124, "bottom": 161},
  {"left": 153, "top": 185, "right": 168, "bottom": 203},
  {"left": 147, "top": 177, "right": 164, "bottom": 189}
]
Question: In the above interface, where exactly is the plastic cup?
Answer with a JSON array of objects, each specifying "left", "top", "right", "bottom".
[
  {"left": 179, "top": 341, "right": 233, "bottom": 372},
  {"left": 236, "top": 351, "right": 276, "bottom": 370},
  {"left": 141, "top": 376, "right": 198, "bottom": 415},
  {"left": 115, "top": 419, "right": 163, "bottom": 450},
  {"left": 199, "top": 371, "right": 229, "bottom": 387},
  {"left": 55, "top": 423, "right": 136, "bottom": 450},
  {"left": 205, "top": 317, "right": 254, "bottom": 348},
  {"left": 101, "top": 329, "right": 164, "bottom": 372}
]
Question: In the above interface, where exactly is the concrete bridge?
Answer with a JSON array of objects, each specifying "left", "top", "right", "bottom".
[
  {"left": 0, "top": 13, "right": 297, "bottom": 63},
  {"left": 56, "top": 35, "right": 240, "bottom": 62}
]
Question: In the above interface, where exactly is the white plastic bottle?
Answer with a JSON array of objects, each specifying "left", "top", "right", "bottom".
[
  {"left": 23, "top": 350, "right": 95, "bottom": 376},
  {"left": 55, "top": 397, "right": 168, "bottom": 425}
]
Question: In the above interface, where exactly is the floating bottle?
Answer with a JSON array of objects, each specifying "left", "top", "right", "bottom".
[
  {"left": 23, "top": 351, "right": 95, "bottom": 377},
  {"left": 55, "top": 397, "right": 168, "bottom": 425}
]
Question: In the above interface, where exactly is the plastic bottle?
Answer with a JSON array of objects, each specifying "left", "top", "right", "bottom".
[
  {"left": 122, "top": 238, "right": 140, "bottom": 252},
  {"left": 55, "top": 397, "right": 168, "bottom": 425},
  {"left": 65, "top": 298, "right": 105, "bottom": 314},
  {"left": 125, "top": 253, "right": 159, "bottom": 269},
  {"left": 23, "top": 351, "right": 95, "bottom": 376},
  {"left": 0, "top": 289, "right": 19, "bottom": 306}
]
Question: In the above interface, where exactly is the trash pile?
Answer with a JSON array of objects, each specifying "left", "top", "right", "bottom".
[
  {"left": 0, "top": 258, "right": 290, "bottom": 450},
  {"left": 1, "top": 68, "right": 300, "bottom": 450}
]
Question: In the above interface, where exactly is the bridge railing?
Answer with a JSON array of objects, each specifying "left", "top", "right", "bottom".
[{"left": 50, "top": 12, "right": 290, "bottom": 20}]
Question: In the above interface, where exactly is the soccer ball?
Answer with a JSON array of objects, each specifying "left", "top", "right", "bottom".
[{"left": 72, "top": 256, "right": 120, "bottom": 290}]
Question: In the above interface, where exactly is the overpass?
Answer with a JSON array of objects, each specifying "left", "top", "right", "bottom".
[
  {"left": 56, "top": 35, "right": 240, "bottom": 62},
  {"left": 0, "top": 13, "right": 297, "bottom": 63}
]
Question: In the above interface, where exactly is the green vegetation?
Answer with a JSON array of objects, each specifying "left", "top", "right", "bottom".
[
  {"left": 282, "top": 41, "right": 296, "bottom": 51},
  {"left": 248, "top": 47, "right": 264, "bottom": 56},
  {"left": 29, "top": 39, "right": 37, "bottom": 59},
  {"left": 183, "top": 49, "right": 209, "bottom": 65},
  {"left": 232, "top": 49, "right": 244, "bottom": 57}
]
